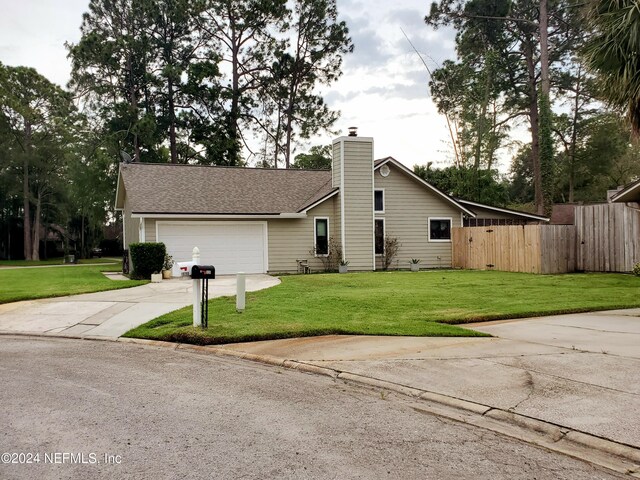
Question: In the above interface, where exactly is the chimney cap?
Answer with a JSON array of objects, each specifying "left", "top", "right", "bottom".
[{"left": 348, "top": 126, "right": 358, "bottom": 137}]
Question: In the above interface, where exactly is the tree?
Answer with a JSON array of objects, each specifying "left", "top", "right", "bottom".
[
  {"left": 0, "top": 63, "right": 80, "bottom": 260},
  {"left": 144, "top": 0, "right": 210, "bottom": 163},
  {"left": 582, "top": 0, "right": 640, "bottom": 134},
  {"left": 200, "top": 0, "right": 288, "bottom": 165},
  {"left": 291, "top": 145, "right": 332, "bottom": 169},
  {"left": 426, "top": 0, "right": 580, "bottom": 214},
  {"left": 68, "top": 0, "right": 157, "bottom": 162},
  {"left": 265, "top": 0, "right": 352, "bottom": 168}
]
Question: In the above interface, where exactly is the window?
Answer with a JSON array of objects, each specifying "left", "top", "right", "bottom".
[
  {"left": 429, "top": 218, "right": 452, "bottom": 242},
  {"left": 375, "top": 219, "right": 385, "bottom": 255},
  {"left": 374, "top": 189, "right": 384, "bottom": 212},
  {"left": 315, "top": 218, "right": 329, "bottom": 255}
]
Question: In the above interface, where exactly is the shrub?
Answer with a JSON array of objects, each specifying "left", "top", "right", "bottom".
[
  {"left": 311, "top": 236, "right": 342, "bottom": 272},
  {"left": 129, "top": 242, "right": 166, "bottom": 279},
  {"left": 381, "top": 236, "right": 400, "bottom": 270},
  {"left": 633, "top": 263, "right": 640, "bottom": 277}
]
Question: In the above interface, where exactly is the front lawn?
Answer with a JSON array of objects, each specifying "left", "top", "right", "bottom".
[
  {"left": 124, "top": 270, "right": 640, "bottom": 345},
  {"left": 0, "top": 257, "right": 120, "bottom": 267},
  {"left": 0, "top": 263, "right": 147, "bottom": 304}
]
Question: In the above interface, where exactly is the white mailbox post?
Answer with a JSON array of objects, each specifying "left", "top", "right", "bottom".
[
  {"left": 236, "top": 272, "right": 246, "bottom": 312},
  {"left": 192, "top": 247, "right": 201, "bottom": 327}
]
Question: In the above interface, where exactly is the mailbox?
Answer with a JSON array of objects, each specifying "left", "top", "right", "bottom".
[{"left": 191, "top": 265, "right": 216, "bottom": 279}]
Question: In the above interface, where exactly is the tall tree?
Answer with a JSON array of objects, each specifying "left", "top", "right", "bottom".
[
  {"left": 265, "top": 0, "right": 352, "bottom": 168},
  {"left": 144, "top": 0, "right": 209, "bottom": 163},
  {"left": 0, "top": 63, "right": 79, "bottom": 260},
  {"left": 68, "top": 0, "right": 156, "bottom": 162},
  {"left": 426, "top": 0, "right": 580, "bottom": 213},
  {"left": 200, "top": 0, "right": 288, "bottom": 165}
]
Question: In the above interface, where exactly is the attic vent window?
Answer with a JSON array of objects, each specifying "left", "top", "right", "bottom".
[{"left": 379, "top": 165, "right": 390, "bottom": 177}]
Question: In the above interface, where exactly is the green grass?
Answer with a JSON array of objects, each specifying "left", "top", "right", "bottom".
[
  {"left": 0, "top": 257, "right": 120, "bottom": 266},
  {"left": 124, "top": 270, "right": 640, "bottom": 345},
  {"left": 0, "top": 263, "right": 147, "bottom": 304}
]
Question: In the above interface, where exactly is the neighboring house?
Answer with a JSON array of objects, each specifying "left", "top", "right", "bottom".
[{"left": 115, "top": 133, "right": 546, "bottom": 275}]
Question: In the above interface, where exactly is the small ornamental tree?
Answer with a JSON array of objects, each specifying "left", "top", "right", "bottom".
[{"left": 129, "top": 242, "right": 167, "bottom": 279}]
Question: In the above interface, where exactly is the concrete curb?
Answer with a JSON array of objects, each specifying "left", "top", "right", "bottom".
[{"left": 2, "top": 332, "right": 639, "bottom": 476}]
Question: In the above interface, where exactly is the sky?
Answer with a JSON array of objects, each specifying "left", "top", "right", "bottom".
[{"left": 0, "top": 0, "right": 512, "bottom": 171}]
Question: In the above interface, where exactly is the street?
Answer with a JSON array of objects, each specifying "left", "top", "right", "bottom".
[{"left": 0, "top": 336, "right": 623, "bottom": 479}]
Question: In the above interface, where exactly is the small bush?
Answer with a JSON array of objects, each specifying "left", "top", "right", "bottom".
[
  {"left": 130, "top": 242, "right": 166, "bottom": 279},
  {"left": 381, "top": 236, "right": 400, "bottom": 270},
  {"left": 633, "top": 263, "right": 640, "bottom": 277}
]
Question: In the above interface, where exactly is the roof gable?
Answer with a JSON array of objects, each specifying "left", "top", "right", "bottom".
[{"left": 374, "top": 157, "right": 476, "bottom": 217}]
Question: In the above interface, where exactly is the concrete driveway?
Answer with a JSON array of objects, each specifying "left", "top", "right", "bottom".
[
  {"left": 217, "top": 309, "right": 640, "bottom": 450},
  {"left": 0, "top": 275, "right": 279, "bottom": 338}
]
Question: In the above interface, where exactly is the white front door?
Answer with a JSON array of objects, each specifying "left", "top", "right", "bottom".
[{"left": 157, "top": 222, "right": 267, "bottom": 275}]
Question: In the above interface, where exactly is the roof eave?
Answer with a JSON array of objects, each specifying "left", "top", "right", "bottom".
[
  {"left": 610, "top": 180, "right": 640, "bottom": 203},
  {"left": 457, "top": 199, "right": 550, "bottom": 222}
]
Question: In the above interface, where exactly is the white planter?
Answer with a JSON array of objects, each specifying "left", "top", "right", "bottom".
[
  {"left": 151, "top": 273, "right": 163, "bottom": 283},
  {"left": 410, "top": 263, "right": 420, "bottom": 272},
  {"left": 338, "top": 265, "right": 349, "bottom": 274}
]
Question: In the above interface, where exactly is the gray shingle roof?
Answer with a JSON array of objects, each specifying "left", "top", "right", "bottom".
[{"left": 119, "top": 163, "right": 333, "bottom": 215}]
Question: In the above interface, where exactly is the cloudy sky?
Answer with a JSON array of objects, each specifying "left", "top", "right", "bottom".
[{"left": 0, "top": 0, "right": 492, "bottom": 170}]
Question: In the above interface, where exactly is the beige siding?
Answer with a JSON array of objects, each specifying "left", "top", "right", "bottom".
[
  {"left": 374, "top": 163, "right": 462, "bottom": 269},
  {"left": 332, "top": 141, "right": 341, "bottom": 189},
  {"left": 123, "top": 197, "right": 139, "bottom": 249},
  {"left": 268, "top": 197, "right": 338, "bottom": 273},
  {"left": 137, "top": 197, "right": 338, "bottom": 274},
  {"left": 144, "top": 218, "right": 156, "bottom": 242},
  {"left": 341, "top": 138, "right": 374, "bottom": 270}
]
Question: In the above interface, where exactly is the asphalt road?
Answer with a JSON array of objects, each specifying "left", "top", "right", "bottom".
[{"left": 0, "top": 337, "right": 624, "bottom": 480}]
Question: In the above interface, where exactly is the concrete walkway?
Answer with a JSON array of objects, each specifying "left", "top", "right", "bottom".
[
  {"left": 217, "top": 309, "right": 640, "bottom": 450},
  {"left": 0, "top": 275, "right": 280, "bottom": 338}
]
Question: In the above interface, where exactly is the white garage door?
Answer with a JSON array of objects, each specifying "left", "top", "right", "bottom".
[{"left": 157, "top": 222, "right": 267, "bottom": 275}]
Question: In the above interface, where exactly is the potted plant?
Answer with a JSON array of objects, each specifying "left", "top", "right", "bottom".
[
  {"left": 162, "top": 254, "right": 174, "bottom": 279},
  {"left": 338, "top": 259, "right": 350, "bottom": 274},
  {"left": 151, "top": 271, "right": 163, "bottom": 283},
  {"left": 409, "top": 258, "right": 421, "bottom": 272}
]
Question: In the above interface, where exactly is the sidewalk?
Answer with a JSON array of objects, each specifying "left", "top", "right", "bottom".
[
  {"left": 0, "top": 275, "right": 279, "bottom": 338},
  {"left": 216, "top": 309, "right": 640, "bottom": 451}
]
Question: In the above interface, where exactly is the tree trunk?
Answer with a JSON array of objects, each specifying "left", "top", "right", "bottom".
[
  {"left": 22, "top": 121, "right": 32, "bottom": 260},
  {"left": 31, "top": 194, "right": 41, "bottom": 261},
  {"left": 168, "top": 75, "right": 178, "bottom": 163},
  {"left": 539, "top": 0, "right": 550, "bottom": 97},
  {"left": 568, "top": 68, "right": 582, "bottom": 204},
  {"left": 524, "top": 41, "right": 543, "bottom": 214}
]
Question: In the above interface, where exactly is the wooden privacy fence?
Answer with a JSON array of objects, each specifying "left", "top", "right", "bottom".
[
  {"left": 452, "top": 225, "right": 576, "bottom": 274},
  {"left": 575, "top": 203, "right": 640, "bottom": 272},
  {"left": 453, "top": 203, "right": 640, "bottom": 273}
]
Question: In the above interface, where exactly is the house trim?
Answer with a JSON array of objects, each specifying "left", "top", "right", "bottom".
[
  {"left": 428, "top": 217, "right": 453, "bottom": 243},
  {"left": 298, "top": 189, "right": 339, "bottom": 213},
  {"left": 610, "top": 178, "right": 640, "bottom": 203},
  {"left": 340, "top": 139, "right": 346, "bottom": 261},
  {"left": 457, "top": 199, "right": 550, "bottom": 222},
  {"left": 131, "top": 213, "right": 306, "bottom": 219},
  {"left": 139, "top": 218, "right": 145, "bottom": 242},
  {"left": 375, "top": 158, "right": 476, "bottom": 217}
]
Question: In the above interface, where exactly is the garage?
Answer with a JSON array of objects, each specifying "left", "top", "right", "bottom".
[{"left": 156, "top": 222, "right": 267, "bottom": 275}]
